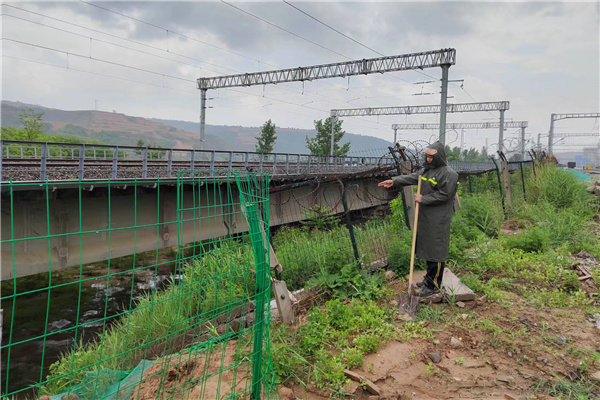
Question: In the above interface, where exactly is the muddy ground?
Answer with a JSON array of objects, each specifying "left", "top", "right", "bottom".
[{"left": 133, "top": 277, "right": 600, "bottom": 399}]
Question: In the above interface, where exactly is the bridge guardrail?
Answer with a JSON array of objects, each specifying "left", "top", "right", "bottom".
[{"left": 0, "top": 140, "right": 392, "bottom": 182}]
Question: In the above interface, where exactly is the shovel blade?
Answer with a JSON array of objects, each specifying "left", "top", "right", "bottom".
[{"left": 398, "top": 293, "right": 419, "bottom": 317}]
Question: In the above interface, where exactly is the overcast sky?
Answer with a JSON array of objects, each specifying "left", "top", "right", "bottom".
[{"left": 2, "top": 1, "right": 599, "bottom": 154}]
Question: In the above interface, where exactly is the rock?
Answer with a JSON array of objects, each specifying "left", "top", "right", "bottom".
[
  {"left": 496, "top": 375, "right": 514, "bottom": 384},
  {"left": 590, "top": 371, "right": 600, "bottom": 381},
  {"left": 461, "top": 313, "right": 468, "bottom": 319},
  {"left": 477, "top": 295, "right": 488, "bottom": 302},
  {"left": 60, "top": 395, "right": 80, "bottom": 400},
  {"left": 456, "top": 301, "right": 466, "bottom": 308},
  {"left": 279, "top": 386, "right": 295, "bottom": 400},
  {"left": 384, "top": 270, "right": 395, "bottom": 281},
  {"left": 558, "top": 336, "right": 567, "bottom": 344},
  {"left": 504, "top": 394, "right": 517, "bottom": 400},
  {"left": 450, "top": 337, "right": 464, "bottom": 348},
  {"left": 49, "top": 319, "right": 72, "bottom": 332},
  {"left": 507, "top": 351, "right": 513, "bottom": 357},
  {"left": 428, "top": 352, "right": 442, "bottom": 363},
  {"left": 395, "top": 313, "right": 414, "bottom": 322},
  {"left": 344, "top": 370, "right": 381, "bottom": 395},
  {"left": 389, "top": 300, "right": 398, "bottom": 307},
  {"left": 342, "top": 380, "right": 360, "bottom": 395}
]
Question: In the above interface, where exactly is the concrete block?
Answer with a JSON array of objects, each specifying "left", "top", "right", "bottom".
[{"left": 409, "top": 268, "right": 475, "bottom": 302}]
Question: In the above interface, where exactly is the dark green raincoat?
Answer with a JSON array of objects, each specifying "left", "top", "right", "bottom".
[{"left": 391, "top": 141, "right": 458, "bottom": 262}]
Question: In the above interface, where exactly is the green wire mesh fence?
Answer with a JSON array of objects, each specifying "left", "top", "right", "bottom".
[{"left": 1, "top": 172, "right": 277, "bottom": 399}]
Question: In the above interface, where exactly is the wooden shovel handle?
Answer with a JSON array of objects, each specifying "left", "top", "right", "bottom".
[{"left": 408, "top": 177, "right": 422, "bottom": 286}]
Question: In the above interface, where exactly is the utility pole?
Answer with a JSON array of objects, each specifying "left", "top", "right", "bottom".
[
  {"left": 439, "top": 65, "right": 450, "bottom": 145},
  {"left": 460, "top": 129, "right": 465, "bottom": 160},
  {"left": 393, "top": 127, "right": 398, "bottom": 144},
  {"left": 199, "top": 89, "right": 207, "bottom": 150},
  {"left": 498, "top": 109, "right": 505, "bottom": 153},
  {"left": 520, "top": 125, "right": 526, "bottom": 160},
  {"left": 537, "top": 133, "right": 542, "bottom": 150},
  {"left": 330, "top": 114, "right": 336, "bottom": 156}
]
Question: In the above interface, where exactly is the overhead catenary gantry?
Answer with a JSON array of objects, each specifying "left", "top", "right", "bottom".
[
  {"left": 549, "top": 113, "right": 600, "bottom": 154},
  {"left": 330, "top": 101, "right": 510, "bottom": 151},
  {"left": 197, "top": 48, "right": 456, "bottom": 153},
  {"left": 391, "top": 120, "right": 528, "bottom": 157}
]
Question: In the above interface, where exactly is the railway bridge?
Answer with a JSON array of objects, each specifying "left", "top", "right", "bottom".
[{"left": 0, "top": 140, "right": 503, "bottom": 280}]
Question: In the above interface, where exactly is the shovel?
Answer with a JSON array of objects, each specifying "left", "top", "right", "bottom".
[{"left": 398, "top": 176, "right": 422, "bottom": 317}]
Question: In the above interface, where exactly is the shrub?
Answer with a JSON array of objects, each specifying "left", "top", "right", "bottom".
[
  {"left": 503, "top": 227, "right": 549, "bottom": 253},
  {"left": 460, "top": 193, "right": 504, "bottom": 238}
]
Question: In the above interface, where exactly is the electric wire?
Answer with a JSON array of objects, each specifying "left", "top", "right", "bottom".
[
  {"left": 76, "top": 0, "right": 273, "bottom": 67},
  {"left": 2, "top": 38, "right": 196, "bottom": 83}
]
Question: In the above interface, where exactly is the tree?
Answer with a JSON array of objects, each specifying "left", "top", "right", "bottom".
[
  {"left": 306, "top": 117, "right": 351, "bottom": 156},
  {"left": 19, "top": 108, "right": 45, "bottom": 140},
  {"left": 255, "top": 119, "right": 277, "bottom": 153}
]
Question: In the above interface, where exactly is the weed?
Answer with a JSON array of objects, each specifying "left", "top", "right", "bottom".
[
  {"left": 416, "top": 304, "right": 445, "bottom": 324},
  {"left": 424, "top": 362, "right": 440, "bottom": 376},
  {"left": 454, "top": 357, "right": 465, "bottom": 366},
  {"left": 534, "top": 376, "right": 600, "bottom": 400}
]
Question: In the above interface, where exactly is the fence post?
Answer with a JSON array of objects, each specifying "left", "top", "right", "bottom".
[
  {"left": 167, "top": 149, "right": 173, "bottom": 178},
  {"left": 111, "top": 147, "right": 118, "bottom": 179},
  {"left": 189, "top": 150, "right": 195, "bottom": 178},
  {"left": 491, "top": 157, "right": 506, "bottom": 216},
  {"left": 307, "top": 155, "right": 311, "bottom": 174},
  {"left": 244, "top": 201, "right": 268, "bottom": 400},
  {"left": 520, "top": 162, "right": 527, "bottom": 202},
  {"left": 285, "top": 154, "right": 289, "bottom": 175},
  {"left": 339, "top": 181, "right": 360, "bottom": 263},
  {"left": 228, "top": 152, "right": 233, "bottom": 171},
  {"left": 0, "top": 141, "right": 3, "bottom": 182},
  {"left": 388, "top": 146, "right": 414, "bottom": 230},
  {"left": 79, "top": 144, "right": 85, "bottom": 180},
  {"left": 499, "top": 153, "right": 512, "bottom": 206},
  {"left": 142, "top": 148, "right": 148, "bottom": 179},
  {"left": 259, "top": 153, "right": 264, "bottom": 173},
  {"left": 41, "top": 143, "right": 47, "bottom": 181}
]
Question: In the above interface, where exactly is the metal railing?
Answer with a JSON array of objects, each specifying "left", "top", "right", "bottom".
[{"left": 0, "top": 140, "right": 391, "bottom": 182}]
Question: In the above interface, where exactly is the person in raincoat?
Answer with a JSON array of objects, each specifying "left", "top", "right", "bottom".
[{"left": 378, "top": 141, "right": 459, "bottom": 298}]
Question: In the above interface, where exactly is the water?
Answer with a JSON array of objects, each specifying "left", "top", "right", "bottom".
[{"left": 1, "top": 260, "right": 177, "bottom": 399}]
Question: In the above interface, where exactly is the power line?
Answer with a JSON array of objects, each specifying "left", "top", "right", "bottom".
[
  {"left": 1, "top": 4, "right": 240, "bottom": 74},
  {"left": 220, "top": 0, "right": 350, "bottom": 60},
  {"left": 281, "top": 0, "right": 384, "bottom": 56},
  {"left": 75, "top": 0, "right": 274, "bottom": 66},
  {"left": 279, "top": 1, "right": 465, "bottom": 94},
  {"left": 74, "top": 0, "right": 404, "bottom": 108},
  {"left": 2, "top": 13, "right": 237, "bottom": 76},
  {"left": 5, "top": 2, "right": 452, "bottom": 134},
  {"left": 2, "top": 55, "right": 198, "bottom": 94},
  {"left": 3, "top": 38, "right": 195, "bottom": 82}
]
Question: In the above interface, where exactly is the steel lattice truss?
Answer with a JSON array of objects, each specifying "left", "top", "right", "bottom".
[
  {"left": 197, "top": 49, "right": 456, "bottom": 90},
  {"left": 553, "top": 132, "right": 600, "bottom": 137},
  {"left": 331, "top": 101, "right": 510, "bottom": 117},
  {"left": 392, "top": 121, "right": 527, "bottom": 130},
  {"left": 552, "top": 113, "right": 600, "bottom": 121}
]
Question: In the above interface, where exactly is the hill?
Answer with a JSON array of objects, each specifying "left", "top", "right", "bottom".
[{"left": 1, "top": 101, "right": 391, "bottom": 154}]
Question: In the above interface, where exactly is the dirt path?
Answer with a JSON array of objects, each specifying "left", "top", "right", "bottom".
[{"left": 284, "top": 294, "right": 600, "bottom": 400}]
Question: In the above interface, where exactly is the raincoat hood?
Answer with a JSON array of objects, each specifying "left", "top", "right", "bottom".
[{"left": 425, "top": 141, "right": 447, "bottom": 169}]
